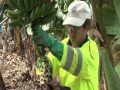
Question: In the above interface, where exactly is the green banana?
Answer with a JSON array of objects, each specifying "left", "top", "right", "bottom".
[
  {"left": 43, "top": 1, "right": 56, "bottom": 16},
  {"left": 34, "top": 3, "right": 44, "bottom": 18},
  {"left": 16, "top": 1, "right": 47, "bottom": 23},
  {"left": 22, "top": 14, "right": 31, "bottom": 25},
  {"left": 34, "top": 6, "right": 41, "bottom": 18},
  {"left": 29, "top": 0, "right": 34, "bottom": 10},
  {"left": 34, "top": 0, "right": 39, "bottom": 7},
  {"left": 43, "top": 3, "right": 53, "bottom": 16},
  {"left": 37, "top": 0, "right": 43, "bottom": 7},
  {"left": 8, "top": 0, "right": 18, "bottom": 8},
  {"left": 7, "top": 0, "right": 57, "bottom": 26},
  {"left": 30, "top": 10, "right": 36, "bottom": 22},
  {"left": 7, "top": 9, "right": 22, "bottom": 19},
  {"left": 24, "top": 0, "right": 30, "bottom": 12},
  {"left": 17, "top": 0, "right": 25, "bottom": 11},
  {"left": 39, "top": 3, "right": 47, "bottom": 17},
  {"left": 36, "top": 8, "right": 57, "bottom": 25},
  {"left": 44, "top": 6, "right": 55, "bottom": 16},
  {"left": 10, "top": 19, "right": 24, "bottom": 26},
  {"left": 7, "top": 14, "right": 17, "bottom": 20},
  {"left": 30, "top": 0, "right": 38, "bottom": 10}
]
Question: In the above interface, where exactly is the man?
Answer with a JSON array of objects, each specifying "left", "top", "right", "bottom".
[{"left": 32, "top": 1, "right": 99, "bottom": 90}]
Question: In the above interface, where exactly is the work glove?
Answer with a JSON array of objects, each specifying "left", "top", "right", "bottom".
[{"left": 32, "top": 24, "right": 63, "bottom": 60}]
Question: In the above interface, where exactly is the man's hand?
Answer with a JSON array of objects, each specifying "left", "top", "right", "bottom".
[{"left": 32, "top": 24, "right": 64, "bottom": 60}]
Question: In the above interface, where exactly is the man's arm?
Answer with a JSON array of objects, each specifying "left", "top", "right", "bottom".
[
  {"left": 32, "top": 25, "right": 83, "bottom": 76},
  {"left": 32, "top": 25, "right": 63, "bottom": 60}
]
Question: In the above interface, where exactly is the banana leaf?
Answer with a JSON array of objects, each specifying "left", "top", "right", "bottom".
[
  {"left": 113, "top": 0, "right": 120, "bottom": 22},
  {"left": 115, "top": 63, "right": 120, "bottom": 79},
  {"left": 100, "top": 48, "right": 120, "bottom": 90},
  {"left": 102, "top": 4, "right": 120, "bottom": 35},
  {"left": 113, "top": 34, "right": 120, "bottom": 45},
  {"left": 112, "top": 34, "right": 120, "bottom": 51},
  {"left": 105, "top": 26, "right": 120, "bottom": 35},
  {"left": 90, "top": 0, "right": 120, "bottom": 89}
]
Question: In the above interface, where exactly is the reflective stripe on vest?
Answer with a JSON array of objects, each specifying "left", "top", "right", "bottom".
[
  {"left": 63, "top": 46, "right": 74, "bottom": 71},
  {"left": 63, "top": 46, "right": 82, "bottom": 75},
  {"left": 73, "top": 48, "right": 82, "bottom": 75}
]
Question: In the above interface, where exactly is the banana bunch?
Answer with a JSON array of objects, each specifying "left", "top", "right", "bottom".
[
  {"left": 7, "top": 0, "right": 38, "bottom": 12},
  {"left": 5, "top": 9, "right": 25, "bottom": 26},
  {"left": 6, "top": 0, "right": 57, "bottom": 26}
]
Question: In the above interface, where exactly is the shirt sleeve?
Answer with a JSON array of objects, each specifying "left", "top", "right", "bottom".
[
  {"left": 48, "top": 38, "right": 99, "bottom": 77},
  {"left": 47, "top": 53, "right": 60, "bottom": 77},
  {"left": 60, "top": 44, "right": 83, "bottom": 76}
]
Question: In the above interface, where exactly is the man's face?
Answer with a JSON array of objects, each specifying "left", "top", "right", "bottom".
[{"left": 66, "top": 25, "right": 88, "bottom": 44}]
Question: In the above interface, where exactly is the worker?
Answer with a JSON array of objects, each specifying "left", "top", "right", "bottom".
[{"left": 32, "top": 1, "right": 99, "bottom": 90}]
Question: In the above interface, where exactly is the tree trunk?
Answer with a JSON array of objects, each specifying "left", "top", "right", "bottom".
[{"left": 0, "top": 71, "right": 6, "bottom": 90}]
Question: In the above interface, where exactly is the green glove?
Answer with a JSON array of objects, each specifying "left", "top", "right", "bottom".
[{"left": 32, "top": 25, "right": 63, "bottom": 60}]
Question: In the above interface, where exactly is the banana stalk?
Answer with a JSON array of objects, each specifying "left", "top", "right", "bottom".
[{"left": 35, "top": 46, "right": 52, "bottom": 88}]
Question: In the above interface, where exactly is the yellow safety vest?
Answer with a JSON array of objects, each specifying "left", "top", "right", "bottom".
[{"left": 47, "top": 37, "right": 99, "bottom": 90}]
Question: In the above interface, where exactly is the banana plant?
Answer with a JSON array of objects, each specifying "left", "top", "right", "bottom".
[
  {"left": 90, "top": 0, "right": 120, "bottom": 90},
  {"left": 100, "top": 48, "right": 120, "bottom": 90},
  {"left": 6, "top": 0, "right": 58, "bottom": 89}
]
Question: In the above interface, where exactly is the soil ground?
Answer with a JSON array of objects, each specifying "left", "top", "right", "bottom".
[{"left": 0, "top": 41, "right": 37, "bottom": 90}]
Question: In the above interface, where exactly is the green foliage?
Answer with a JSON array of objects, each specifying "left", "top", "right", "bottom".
[
  {"left": 102, "top": 4, "right": 120, "bottom": 35},
  {"left": 113, "top": 34, "right": 120, "bottom": 45},
  {"left": 57, "top": 0, "right": 73, "bottom": 14},
  {"left": 102, "top": 4, "right": 118, "bottom": 26},
  {"left": 115, "top": 63, "right": 120, "bottom": 79},
  {"left": 100, "top": 48, "right": 120, "bottom": 90},
  {"left": 113, "top": 0, "right": 120, "bottom": 22},
  {"left": 91, "top": 0, "right": 120, "bottom": 89},
  {"left": 112, "top": 34, "right": 120, "bottom": 51}
]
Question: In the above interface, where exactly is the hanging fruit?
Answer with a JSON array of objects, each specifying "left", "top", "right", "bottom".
[{"left": 6, "top": 0, "right": 57, "bottom": 26}]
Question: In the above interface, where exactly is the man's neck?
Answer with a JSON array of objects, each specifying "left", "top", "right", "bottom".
[
  {"left": 68, "top": 36, "right": 88, "bottom": 48},
  {"left": 71, "top": 42, "right": 80, "bottom": 48}
]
